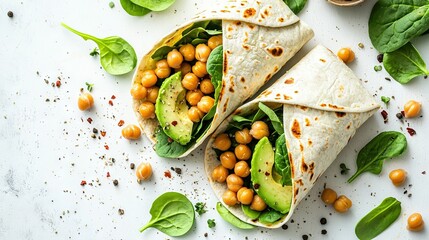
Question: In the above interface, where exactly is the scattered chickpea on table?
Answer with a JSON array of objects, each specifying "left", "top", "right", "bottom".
[
  {"left": 136, "top": 162, "right": 152, "bottom": 181},
  {"left": 337, "top": 47, "right": 355, "bottom": 64},
  {"left": 77, "top": 92, "right": 94, "bottom": 111},
  {"left": 389, "top": 169, "right": 407, "bottom": 186},
  {"left": 321, "top": 188, "right": 352, "bottom": 213},
  {"left": 121, "top": 124, "right": 141, "bottom": 140},
  {"left": 404, "top": 100, "right": 421, "bottom": 118},
  {"left": 407, "top": 213, "right": 424, "bottom": 231}
]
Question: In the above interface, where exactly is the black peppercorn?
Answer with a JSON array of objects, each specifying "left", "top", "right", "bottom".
[
  {"left": 302, "top": 235, "right": 308, "bottom": 240},
  {"left": 320, "top": 217, "right": 327, "bottom": 225},
  {"left": 7, "top": 11, "right": 13, "bottom": 18},
  {"left": 396, "top": 112, "right": 403, "bottom": 119},
  {"left": 282, "top": 224, "right": 288, "bottom": 230},
  {"left": 130, "top": 163, "right": 135, "bottom": 169},
  {"left": 113, "top": 179, "right": 118, "bottom": 186},
  {"left": 321, "top": 229, "right": 327, "bottom": 235}
]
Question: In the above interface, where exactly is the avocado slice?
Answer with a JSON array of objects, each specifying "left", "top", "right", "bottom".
[
  {"left": 155, "top": 72, "right": 193, "bottom": 145},
  {"left": 251, "top": 137, "right": 292, "bottom": 214}
]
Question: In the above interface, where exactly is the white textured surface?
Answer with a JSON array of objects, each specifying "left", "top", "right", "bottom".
[{"left": 0, "top": 0, "right": 428, "bottom": 239}]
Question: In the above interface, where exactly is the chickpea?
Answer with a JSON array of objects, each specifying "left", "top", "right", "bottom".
[
  {"left": 234, "top": 144, "right": 252, "bottom": 161},
  {"left": 208, "top": 35, "right": 223, "bottom": 50},
  {"left": 333, "top": 195, "right": 352, "bottom": 213},
  {"left": 222, "top": 190, "right": 238, "bottom": 206},
  {"left": 179, "top": 44, "right": 195, "bottom": 62},
  {"left": 337, "top": 47, "right": 355, "bottom": 64},
  {"left": 186, "top": 89, "right": 204, "bottom": 106},
  {"left": 167, "top": 49, "right": 183, "bottom": 69},
  {"left": 155, "top": 59, "right": 171, "bottom": 79},
  {"left": 146, "top": 86, "right": 159, "bottom": 104},
  {"left": 212, "top": 164, "right": 229, "bottom": 183},
  {"left": 226, "top": 174, "right": 244, "bottom": 192},
  {"left": 250, "top": 195, "right": 267, "bottom": 211},
  {"left": 249, "top": 121, "right": 270, "bottom": 140},
  {"left": 195, "top": 44, "right": 211, "bottom": 62},
  {"left": 321, "top": 188, "right": 337, "bottom": 205},
  {"left": 407, "top": 213, "right": 424, "bottom": 231},
  {"left": 220, "top": 151, "right": 237, "bottom": 170},
  {"left": 138, "top": 101, "right": 155, "bottom": 119},
  {"left": 136, "top": 162, "right": 152, "bottom": 181},
  {"left": 234, "top": 161, "right": 250, "bottom": 178},
  {"left": 77, "top": 92, "right": 94, "bottom": 111},
  {"left": 130, "top": 84, "right": 147, "bottom": 100},
  {"left": 188, "top": 106, "right": 204, "bottom": 122},
  {"left": 192, "top": 61, "right": 207, "bottom": 78},
  {"left": 389, "top": 169, "right": 407, "bottom": 186},
  {"left": 213, "top": 133, "right": 231, "bottom": 151},
  {"left": 200, "top": 79, "right": 214, "bottom": 94},
  {"left": 182, "top": 73, "right": 199, "bottom": 91},
  {"left": 404, "top": 100, "right": 421, "bottom": 118},
  {"left": 235, "top": 128, "right": 252, "bottom": 144},
  {"left": 141, "top": 70, "right": 158, "bottom": 88},
  {"left": 197, "top": 96, "right": 215, "bottom": 113},
  {"left": 178, "top": 62, "right": 191, "bottom": 75},
  {"left": 121, "top": 124, "right": 141, "bottom": 140},
  {"left": 237, "top": 187, "right": 254, "bottom": 205}
]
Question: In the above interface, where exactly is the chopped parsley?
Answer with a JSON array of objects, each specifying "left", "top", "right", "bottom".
[
  {"left": 381, "top": 96, "right": 390, "bottom": 104},
  {"left": 85, "top": 82, "right": 94, "bottom": 92},
  {"left": 340, "top": 163, "right": 350, "bottom": 175},
  {"left": 374, "top": 65, "right": 383, "bottom": 72},
  {"left": 207, "top": 219, "right": 216, "bottom": 228},
  {"left": 195, "top": 202, "right": 207, "bottom": 216},
  {"left": 89, "top": 47, "right": 99, "bottom": 56}
]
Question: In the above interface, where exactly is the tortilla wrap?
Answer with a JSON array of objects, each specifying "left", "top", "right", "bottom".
[
  {"left": 205, "top": 45, "right": 380, "bottom": 228},
  {"left": 131, "top": 0, "right": 314, "bottom": 157}
]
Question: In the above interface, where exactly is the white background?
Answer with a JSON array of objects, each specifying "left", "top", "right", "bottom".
[{"left": 0, "top": 0, "right": 428, "bottom": 239}]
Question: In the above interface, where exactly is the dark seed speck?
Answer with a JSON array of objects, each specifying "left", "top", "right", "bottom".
[
  {"left": 320, "top": 218, "right": 327, "bottom": 225},
  {"left": 7, "top": 11, "right": 13, "bottom": 18}
]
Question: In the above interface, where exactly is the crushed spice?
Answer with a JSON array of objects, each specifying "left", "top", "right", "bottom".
[
  {"left": 118, "top": 120, "right": 124, "bottom": 127},
  {"left": 406, "top": 127, "right": 416, "bottom": 136},
  {"left": 87, "top": 117, "right": 93, "bottom": 124},
  {"left": 380, "top": 110, "right": 388, "bottom": 123},
  {"left": 80, "top": 180, "right": 87, "bottom": 186},
  {"left": 164, "top": 170, "right": 172, "bottom": 178}
]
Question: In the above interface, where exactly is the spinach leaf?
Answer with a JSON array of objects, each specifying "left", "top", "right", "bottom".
[
  {"left": 140, "top": 192, "right": 194, "bottom": 237},
  {"left": 241, "top": 205, "right": 261, "bottom": 220},
  {"left": 175, "top": 27, "right": 222, "bottom": 46},
  {"left": 274, "top": 134, "right": 291, "bottom": 186},
  {"left": 191, "top": 38, "right": 208, "bottom": 46},
  {"left": 120, "top": 0, "right": 150, "bottom": 16},
  {"left": 258, "top": 209, "right": 284, "bottom": 224},
  {"left": 383, "top": 43, "right": 429, "bottom": 84},
  {"left": 216, "top": 202, "right": 255, "bottom": 229},
  {"left": 283, "top": 0, "right": 308, "bottom": 14},
  {"left": 258, "top": 102, "right": 284, "bottom": 135},
  {"left": 348, "top": 131, "right": 407, "bottom": 183},
  {"left": 154, "top": 127, "right": 192, "bottom": 158},
  {"left": 151, "top": 46, "right": 175, "bottom": 61},
  {"left": 130, "top": 0, "right": 176, "bottom": 11},
  {"left": 62, "top": 23, "right": 137, "bottom": 75},
  {"left": 355, "top": 197, "right": 401, "bottom": 240},
  {"left": 369, "top": 0, "right": 429, "bottom": 53}
]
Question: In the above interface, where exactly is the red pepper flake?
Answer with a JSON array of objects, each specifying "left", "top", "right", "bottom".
[
  {"left": 87, "top": 117, "right": 93, "bottom": 124},
  {"left": 106, "top": 172, "right": 110, "bottom": 177},
  {"left": 56, "top": 80, "right": 61, "bottom": 87},
  {"left": 104, "top": 145, "right": 109, "bottom": 150},
  {"left": 111, "top": 95, "right": 116, "bottom": 99},
  {"left": 164, "top": 170, "right": 171, "bottom": 178},
  {"left": 80, "top": 180, "right": 87, "bottom": 186},
  {"left": 118, "top": 120, "right": 124, "bottom": 127},
  {"left": 167, "top": 137, "right": 173, "bottom": 143},
  {"left": 171, "top": 121, "right": 178, "bottom": 126},
  {"left": 108, "top": 100, "right": 113, "bottom": 106},
  {"left": 401, "top": 111, "right": 405, "bottom": 117},
  {"left": 406, "top": 127, "right": 416, "bottom": 136},
  {"left": 381, "top": 110, "right": 388, "bottom": 123},
  {"left": 100, "top": 131, "right": 106, "bottom": 137}
]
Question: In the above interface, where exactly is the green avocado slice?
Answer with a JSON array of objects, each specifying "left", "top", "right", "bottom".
[
  {"left": 155, "top": 72, "right": 193, "bottom": 145},
  {"left": 251, "top": 137, "right": 292, "bottom": 214}
]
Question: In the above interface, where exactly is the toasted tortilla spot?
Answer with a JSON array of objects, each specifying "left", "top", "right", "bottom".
[
  {"left": 294, "top": 90, "right": 299, "bottom": 94},
  {"left": 329, "top": 104, "right": 345, "bottom": 110},
  {"left": 289, "top": 153, "right": 294, "bottom": 178},
  {"left": 260, "top": 13, "right": 265, "bottom": 19},
  {"left": 223, "top": 53, "right": 228, "bottom": 74},
  {"left": 240, "top": 77, "right": 245, "bottom": 83},
  {"left": 221, "top": 9, "right": 230, "bottom": 13},
  {"left": 273, "top": 66, "right": 279, "bottom": 72},
  {"left": 335, "top": 112, "right": 346, "bottom": 118},
  {"left": 300, "top": 143, "right": 304, "bottom": 152},
  {"left": 320, "top": 58, "right": 326, "bottom": 62},
  {"left": 267, "top": 47, "right": 284, "bottom": 57},
  {"left": 295, "top": 179, "right": 303, "bottom": 186},
  {"left": 263, "top": 74, "right": 271, "bottom": 82},
  {"left": 291, "top": 119, "right": 301, "bottom": 139},
  {"left": 247, "top": 23, "right": 255, "bottom": 29},
  {"left": 223, "top": 98, "right": 229, "bottom": 113},
  {"left": 227, "top": 26, "right": 233, "bottom": 32},
  {"left": 314, "top": 117, "right": 319, "bottom": 121},
  {"left": 261, "top": 90, "right": 272, "bottom": 96},
  {"left": 242, "top": 44, "right": 250, "bottom": 50},
  {"left": 229, "top": 87, "right": 234, "bottom": 92},
  {"left": 276, "top": 93, "right": 281, "bottom": 97},
  {"left": 244, "top": 86, "right": 247, "bottom": 90},
  {"left": 309, "top": 173, "right": 314, "bottom": 181},
  {"left": 309, "top": 162, "right": 315, "bottom": 171},
  {"left": 346, "top": 123, "right": 351, "bottom": 129},
  {"left": 284, "top": 78, "right": 294, "bottom": 84},
  {"left": 308, "top": 139, "right": 312, "bottom": 146},
  {"left": 301, "top": 157, "right": 308, "bottom": 172},
  {"left": 320, "top": 103, "right": 327, "bottom": 107},
  {"left": 219, "top": 81, "right": 226, "bottom": 101},
  {"left": 278, "top": 17, "right": 284, "bottom": 22},
  {"left": 300, "top": 106, "right": 308, "bottom": 111},
  {"left": 264, "top": 9, "right": 269, "bottom": 16},
  {"left": 294, "top": 188, "right": 299, "bottom": 201},
  {"left": 305, "top": 118, "right": 310, "bottom": 126},
  {"left": 234, "top": 21, "right": 241, "bottom": 26},
  {"left": 283, "top": 94, "right": 291, "bottom": 100},
  {"left": 243, "top": 8, "right": 256, "bottom": 18}
]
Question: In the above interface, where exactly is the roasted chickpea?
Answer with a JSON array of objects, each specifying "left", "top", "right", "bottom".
[
  {"left": 200, "top": 79, "right": 215, "bottom": 94},
  {"left": 321, "top": 188, "right": 337, "bottom": 205},
  {"left": 182, "top": 73, "right": 199, "bottom": 91},
  {"left": 208, "top": 35, "right": 223, "bottom": 50},
  {"left": 389, "top": 169, "right": 407, "bottom": 186},
  {"left": 226, "top": 174, "right": 244, "bottom": 192},
  {"left": 155, "top": 59, "right": 171, "bottom": 79},
  {"left": 237, "top": 187, "right": 254, "bottom": 205},
  {"left": 136, "top": 162, "right": 152, "bottom": 181},
  {"left": 167, "top": 49, "right": 183, "bottom": 69},
  {"left": 333, "top": 195, "right": 352, "bottom": 213},
  {"left": 192, "top": 61, "right": 207, "bottom": 78},
  {"left": 337, "top": 47, "right": 355, "bottom": 64},
  {"left": 141, "top": 70, "right": 158, "bottom": 88},
  {"left": 234, "top": 144, "right": 252, "bottom": 161},
  {"left": 212, "top": 164, "right": 229, "bottom": 183},
  {"left": 234, "top": 161, "right": 250, "bottom": 178},
  {"left": 404, "top": 100, "right": 422, "bottom": 118},
  {"left": 146, "top": 86, "right": 159, "bottom": 104},
  {"left": 197, "top": 96, "right": 215, "bottom": 113},
  {"left": 250, "top": 195, "right": 267, "bottom": 211},
  {"left": 130, "top": 84, "right": 147, "bottom": 100},
  {"left": 77, "top": 92, "right": 94, "bottom": 111},
  {"left": 178, "top": 62, "right": 192, "bottom": 75},
  {"left": 249, "top": 121, "right": 270, "bottom": 140},
  {"left": 179, "top": 44, "right": 195, "bottom": 62},
  {"left": 222, "top": 190, "right": 238, "bottom": 206},
  {"left": 213, "top": 133, "right": 231, "bottom": 151},
  {"left": 407, "top": 213, "right": 424, "bottom": 231},
  {"left": 220, "top": 151, "right": 237, "bottom": 170},
  {"left": 235, "top": 128, "right": 252, "bottom": 144},
  {"left": 186, "top": 89, "right": 204, "bottom": 106},
  {"left": 121, "top": 124, "right": 141, "bottom": 140},
  {"left": 195, "top": 44, "right": 211, "bottom": 62},
  {"left": 138, "top": 101, "right": 155, "bottom": 119},
  {"left": 188, "top": 106, "right": 204, "bottom": 122}
]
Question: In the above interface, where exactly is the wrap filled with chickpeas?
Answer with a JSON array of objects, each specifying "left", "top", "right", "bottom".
[
  {"left": 205, "top": 45, "right": 380, "bottom": 228},
  {"left": 130, "top": 0, "right": 314, "bottom": 158}
]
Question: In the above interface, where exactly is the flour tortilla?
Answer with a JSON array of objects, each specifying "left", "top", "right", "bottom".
[
  {"left": 131, "top": 0, "right": 313, "bottom": 157},
  {"left": 205, "top": 45, "right": 380, "bottom": 228}
]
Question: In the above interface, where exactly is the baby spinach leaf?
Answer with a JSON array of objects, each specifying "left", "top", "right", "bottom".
[
  {"left": 369, "top": 0, "right": 429, "bottom": 53},
  {"left": 355, "top": 197, "right": 401, "bottom": 240},
  {"left": 120, "top": 0, "right": 151, "bottom": 16},
  {"left": 62, "top": 23, "right": 137, "bottom": 75},
  {"left": 140, "top": 192, "right": 195, "bottom": 237},
  {"left": 154, "top": 127, "right": 192, "bottom": 158},
  {"left": 130, "top": 0, "right": 176, "bottom": 11},
  {"left": 274, "top": 134, "right": 291, "bottom": 186},
  {"left": 348, "top": 131, "right": 407, "bottom": 183},
  {"left": 283, "top": 0, "right": 308, "bottom": 14},
  {"left": 241, "top": 205, "right": 261, "bottom": 220},
  {"left": 258, "top": 209, "right": 284, "bottom": 224},
  {"left": 383, "top": 42, "right": 429, "bottom": 84},
  {"left": 216, "top": 202, "right": 255, "bottom": 229},
  {"left": 151, "top": 46, "right": 175, "bottom": 61},
  {"left": 258, "top": 102, "right": 284, "bottom": 135}
]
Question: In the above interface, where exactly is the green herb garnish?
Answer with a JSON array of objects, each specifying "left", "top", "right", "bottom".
[
  {"left": 374, "top": 65, "right": 382, "bottom": 72},
  {"left": 381, "top": 96, "right": 390, "bottom": 104},
  {"left": 85, "top": 82, "right": 94, "bottom": 92},
  {"left": 283, "top": 0, "right": 307, "bottom": 14},
  {"left": 207, "top": 219, "right": 216, "bottom": 228},
  {"left": 109, "top": 1, "right": 115, "bottom": 8},
  {"left": 340, "top": 163, "right": 350, "bottom": 175},
  {"left": 89, "top": 48, "right": 99, "bottom": 56},
  {"left": 195, "top": 202, "right": 207, "bottom": 216}
]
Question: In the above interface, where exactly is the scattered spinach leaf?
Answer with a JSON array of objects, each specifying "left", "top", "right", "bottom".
[
  {"left": 241, "top": 205, "right": 261, "bottom": 220},
  {"left": 154, "top": 127, "right": 192, "bottom": 158},
  {"left": 120, "top": 0, "right": 151, "bottom": 16},
  {"left": 381, "top": 96, "right": 390, "bottom": 104},
  {"left": 283, "top": 0, "right": 308, "bottom": 14},
  {"left": 258, "top": 209, "right": 284, "bottom": 224},
  {"left": 355, "top": 197, "right": 401, "bottom": 240},
  {"left": 374, "top": 65, "right": 382, "bottom": 72},
  {"left": 383, "top": 43, "right": 429, "bottom": 84},
  {"left": 195, "top": 202, "right": 207, "bottom": 216},
  {"left": 258, "top": 102, "right": 284, "bottom": 135},
  {"left": 368, "top": 0, "right": 429, "bottom": 53},
  {"left": 216, "top": 202, "right": 255, "bottom": 229},
  {"left": 348, "top": 131, "right": 407, "bottom": 183},
  {"left": 130, "top": 0, "right": 176, "bottom": 11},
  {"left": 140, "top": 192, "right": 194, "bottom": 237},
  {"left": 340, "top": 163, "right": 350, "bottom": 175},
  {"left": 207, "top": 219, "right": 216, "bottom": 228},
  {"left": 89, "top": 47, "right": 99, "bottom": 56},
  {"left": 274, "top": 134, "right": 291, "bottom": 186},
  {"left": 85, "top": 82, "right": 94, "bottom": 92},
  {"left": 62, "top": 23, "right": 137, "bottom": 75}
]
